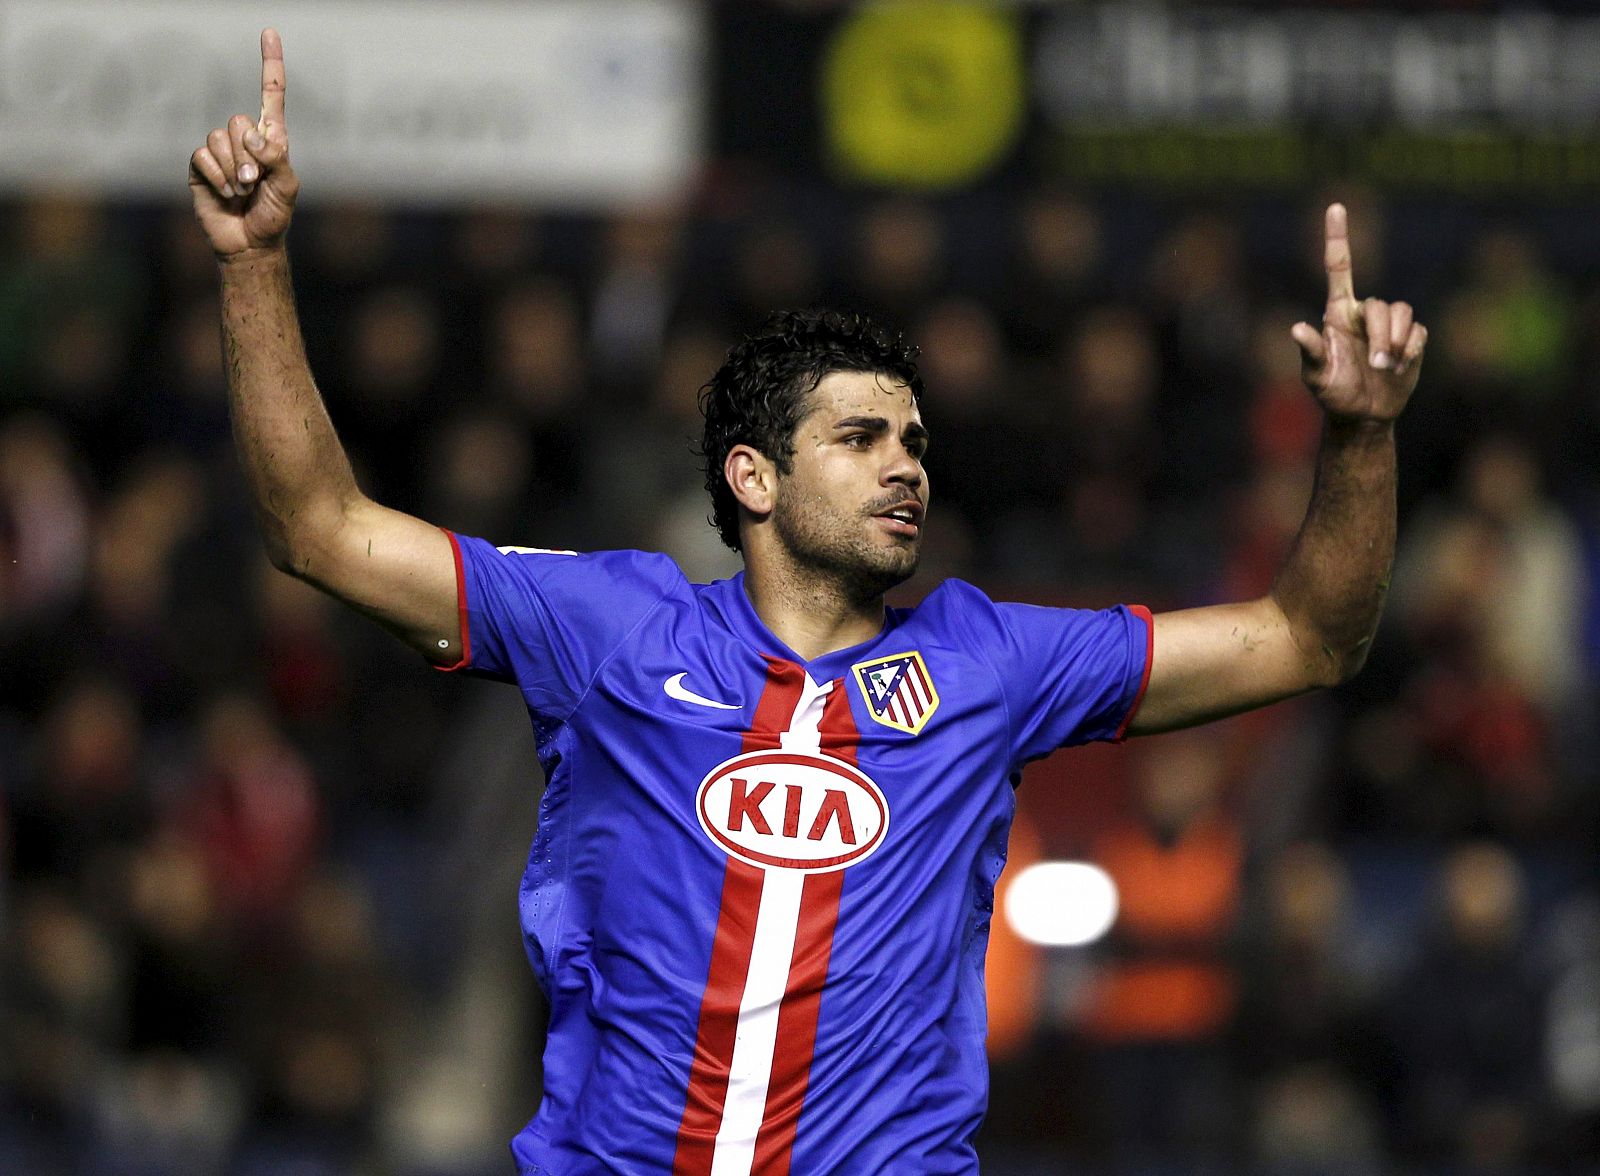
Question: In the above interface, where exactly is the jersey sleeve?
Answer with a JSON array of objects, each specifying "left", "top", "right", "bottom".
[
  {"left": 953, "top": 583, "right": 1153, "bottom": 762},
  {"left": 442, "top": 531, "right": 685, "bottom": 717}
]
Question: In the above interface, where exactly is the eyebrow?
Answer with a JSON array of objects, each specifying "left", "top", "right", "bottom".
[{"left": 834, "top": 416, "right": 931, "bottom": 447}]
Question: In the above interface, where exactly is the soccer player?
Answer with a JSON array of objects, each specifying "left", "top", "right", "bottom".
[{"left": 190, "top": 30, "right": 1427, "bottom": 1176}]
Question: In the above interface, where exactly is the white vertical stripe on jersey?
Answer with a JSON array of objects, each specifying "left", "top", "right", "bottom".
[
  {"left": 709, "top": 674, "right": 831, "bottom": 1176},
  {"left": 908, "top": 667, "right": 931, "bottom": 710}
]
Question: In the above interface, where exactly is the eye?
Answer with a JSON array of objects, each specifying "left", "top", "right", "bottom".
[{"left": 843, "top": 433, "right": 872, "bottom": 448}]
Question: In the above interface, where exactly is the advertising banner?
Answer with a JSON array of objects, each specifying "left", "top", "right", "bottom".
[
  {"left": 1034, "top": 4, "right": 1600, "bottom": 192},
  {"left": 717, "top": 2, "right": 1600, "bottom": 196},
  {"left": 0, "top": 0, "right": 705, "bottom": 205}
]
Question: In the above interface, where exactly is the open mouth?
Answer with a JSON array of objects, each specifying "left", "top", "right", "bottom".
[{"left": 873, "top": 502, "right": 923, "bottom": 537}]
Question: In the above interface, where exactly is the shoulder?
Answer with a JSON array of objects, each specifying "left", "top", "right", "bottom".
[
  {"left": 467, "top": 540, "right": 687, "bottom": 587},
  {"left": 902, "top": 579, "right": 1096, "bottom": 636},
  {"left": 455, "top": 538, "right": 693, "bottom": 615},
  {"left": 897, "top": 578, "right": 1002, "bottom": 629},
  {"left": 901, "top": 580, "right": 1144, "bottom": 663}
]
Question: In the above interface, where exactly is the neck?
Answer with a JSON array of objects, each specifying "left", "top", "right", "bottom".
[{"left": 742, "top": 560, "right": 886, "bottom": 661}]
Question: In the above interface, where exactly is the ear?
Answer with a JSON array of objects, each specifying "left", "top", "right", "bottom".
[{"left": 725, "top": 444, "right": 776, "bottom": 519}]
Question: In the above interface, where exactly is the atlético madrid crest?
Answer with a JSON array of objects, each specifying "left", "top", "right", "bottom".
[{"left": 851, "top": 651, "right": 940, "bottom": 735}]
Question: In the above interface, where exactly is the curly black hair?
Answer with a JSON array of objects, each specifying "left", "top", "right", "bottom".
[{"left": 699, "top": 308, "right": 924, "bottom": 552}]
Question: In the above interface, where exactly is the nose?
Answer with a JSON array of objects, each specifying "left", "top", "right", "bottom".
[{"left": 882, "top": 441, "right": 923, "bottom": 491}]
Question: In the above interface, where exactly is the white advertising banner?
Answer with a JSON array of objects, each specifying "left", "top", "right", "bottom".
[{"left": 0, "top": 0, "right": 705, "bottom": 205}]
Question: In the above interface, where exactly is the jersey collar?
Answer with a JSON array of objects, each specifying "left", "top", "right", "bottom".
[{"left": 700, "top": 571, "right": 903, "bottom": 683}]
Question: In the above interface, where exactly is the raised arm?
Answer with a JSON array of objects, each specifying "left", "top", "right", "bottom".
[
  {"left": 189, "top": 30, "right": 461, "bottom": 664},
  {"left": 1127, "top": 204, "right": 1427, "bottom": 735}
]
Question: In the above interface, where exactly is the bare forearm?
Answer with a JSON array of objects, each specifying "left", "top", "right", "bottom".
[
  {"left": 1270, "top": 418, "right": 1396, "bottom": 684},
  {"left": 219, "top": 246, "right": 358, "bottom": 570}
]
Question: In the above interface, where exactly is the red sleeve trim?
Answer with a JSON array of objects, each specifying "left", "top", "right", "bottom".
[
  {"left": 433, "top": 528, "right": 473, "bottom": 673},
  {"left": 1113, "top": 604, "right": 1155, "bottom": 742}
]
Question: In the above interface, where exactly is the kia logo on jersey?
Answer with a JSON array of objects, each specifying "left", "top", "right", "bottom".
[{"left": 696, "top": 750, "right": 889, "bottom": 872}]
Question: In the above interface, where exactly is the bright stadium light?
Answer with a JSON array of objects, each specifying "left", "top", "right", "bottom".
[{"left": 1003, "top": 861, "right": 1119, "bottom": 947}]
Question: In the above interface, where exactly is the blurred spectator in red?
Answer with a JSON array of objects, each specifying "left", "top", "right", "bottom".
[
  {"left": 256, "top": 561, "right": 348, "bottom": 732},
  {"left": 1080, "top": 729, "right": 1244, "bottom": 1164},
  {"left": 174, "top": 693, "right": 321, "bottom": 931},
  {"left": 1388, "top": 435, "right": 1586, "bottom": 835}
]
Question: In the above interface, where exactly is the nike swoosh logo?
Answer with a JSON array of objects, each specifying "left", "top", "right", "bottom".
[{"left": 664, "top": 672, "right": 741, "bottom": 711}]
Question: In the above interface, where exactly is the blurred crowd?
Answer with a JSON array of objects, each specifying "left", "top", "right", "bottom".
[{"left": 2, "top": 180, "right": 1599, "bottom": 1175}]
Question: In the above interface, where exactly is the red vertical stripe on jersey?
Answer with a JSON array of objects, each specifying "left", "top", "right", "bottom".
[
  {"left": 816, "top": 681, "right": 860, "bottom": 769},
  {"left": 673, "top": 858, "right": 766, "bottom": 1174},
  {"left": 750, "top": 683, "right": 858, "bottom": 1174},
  {"left": 745, "top": 659, "right": 810, "bottom": 753},
  {"left": 673, "top": 659, "right": 807, "bottom": 1175}
]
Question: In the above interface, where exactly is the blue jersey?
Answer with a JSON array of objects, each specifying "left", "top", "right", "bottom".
[{"left": 444, "top": 533, "right": 1153, "bottom": 1175}]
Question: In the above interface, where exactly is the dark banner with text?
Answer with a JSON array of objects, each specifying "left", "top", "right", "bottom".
[{"left": 717, "top": 2, "right": 1600, "bottom": 196}]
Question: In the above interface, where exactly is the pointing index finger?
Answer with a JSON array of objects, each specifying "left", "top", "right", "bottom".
[
  {"left": 1323, "top": 202, "right": 1356, "bottom": 310},
  {"left": 259, "top": 27, "right": 286, "bottom": 132}
]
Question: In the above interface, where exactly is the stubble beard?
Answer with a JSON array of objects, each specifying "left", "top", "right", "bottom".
[{"left": 771, "top": 490, "right": 920, "bottom": 606}]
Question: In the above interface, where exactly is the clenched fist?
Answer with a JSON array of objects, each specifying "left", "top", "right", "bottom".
[{"left": 189, "top": 29, "right": 299, "bottom": 258}]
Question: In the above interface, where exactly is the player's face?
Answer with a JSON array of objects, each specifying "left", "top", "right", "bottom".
[{"left": 770, "top": 370, "right": 929, "bottom": 599}]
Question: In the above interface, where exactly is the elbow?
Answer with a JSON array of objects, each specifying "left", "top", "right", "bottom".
[
  {"left": 263, "top": 526, "right": 315, "bottom": 579},
  {"left": 1306, "top": 633, "right": 1375, "bottom": 690},
  {"left": 258, "top": 497, "right": 349, "bottom": 580},
  {"left": 1343, "top": 634, "right": 1379, "bottom": 681},
  {"left": 1332, "top": 647, "right": 1371, "bottom": 687},
  {"left": 1271, "top": 595, "right": 1379, "bottom": 691}
]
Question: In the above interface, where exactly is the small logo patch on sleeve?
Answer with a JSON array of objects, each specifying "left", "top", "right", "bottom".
[{"left": 851, "top": 651, "right": 940, "bottom": 734}]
